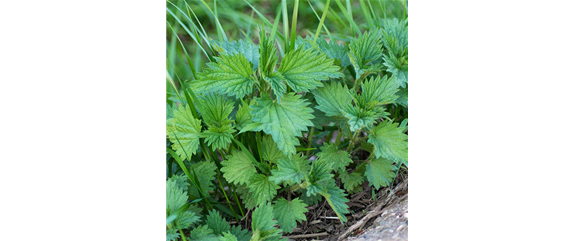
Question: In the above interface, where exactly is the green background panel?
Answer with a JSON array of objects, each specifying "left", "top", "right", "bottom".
[{"left": 409, "top": 0, "right": 574, "bottom": 240}]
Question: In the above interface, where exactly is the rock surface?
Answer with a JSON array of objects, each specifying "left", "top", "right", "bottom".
[{"left": 343, "top": 199, "right": 408, "bottom": 241}]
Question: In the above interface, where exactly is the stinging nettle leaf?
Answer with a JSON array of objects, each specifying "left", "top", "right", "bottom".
[
  {"left": 367, "top": 121, "right": 408, "bottom": 164},
  {"left": 349, "top": 29, "right": 384, "bottom": 79},
  {"left": 187, "top": 160, "right": 217, "bottom": 199},
  {"left": 248, "top": 174, "right": 280, "bottom": 207},
  {"left": 365, "top": 157, "right": 397, "bottom": 190},
  {"left": 234, "top": 99, "right": 255, "bottom": 130},
  {"left": 260, "top": 135, "right": 285, "bottom": 163},
  {"left": 339, "top": 170, "right": 364, "bottom": 194},
  {"left": 315, "top": 143, "right": 353, "bottom": 173},
  {"left": 342, "top": 104, "right": 380, "bottom": 132},
  {"left": 212, "top": 39, "right": 260, "bottom": 70},
  {"left": 192, "top": 53, "right": 256, "bottom": 99},
  {"left": 251, "top": 202, "right": 283, "bottom": 241},
  {"left": 320, "top": 181, "right": 350, "bottom": 223},
  {"left": 251, "top": 93, "right": 315, "bottom": 156},
  {"left": 166, "top": 178, "right": 200, "bottom": 230},
  {"left": 360, "top": 75, "right": 401, "bottom": 106},
  {"left": 273, "top": 197, "right": 308, "bottom": 233},
  {"left": 166, "top": 104, "right": 202, "bottom": 160},
  {"left": 306, "top": 158, "right": 334, "bottom": 197},
  {"left": 279, "top": 46, "right": 344, "bottom": 93},
  {"left": 315, "top": 37, "right": 351, "bottom": 68},
  {"left": 205, "top": 210, "right": 231, "bottom": 235},
  {"left": 259, "top": 30, "right": 279, "bottom": 76},
  {"left": 269, "top": 154, "right": 309, "bottom": 184},
  {"left": 201, "top": 123, "right": 235, "bottom": 150},
  {"left": 229, "top": 225, "right": 251, "bottom": 241},
  {"left": 221, "top": 149, "right": 258, "bottom": 186},
  {"left": 312, "top": 82, "right": 353, "bottom": 117},
  {"left": 263, "top": 71, "right": 287, "bottom": 103},
  {"left": 198, "top": 93, "right": 235, "bottom": 126}
]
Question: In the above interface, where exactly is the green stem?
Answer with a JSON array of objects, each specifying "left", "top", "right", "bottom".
[
  {"left": 306, "top": 127, "right": 315, "bottom": 156},
  {"left": 177, "top": 223, "right": 187, "bottom": 241},
  {"left": 229, "top": 183, "right": 245, "bottom": 217},
  {"left": 334, "top": 128, "right": 343, "bottom": 146},
  {"left": 216, "top": 175, "right": 240, "bottom": 221},
  {"left": 346, "top": 130, "right": 361, "bottom": 152}
]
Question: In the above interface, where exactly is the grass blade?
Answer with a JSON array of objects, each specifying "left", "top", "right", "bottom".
[
  {"left": 333, "top": 0, "right": 362, "bottom": 36},
  {"left": 166, "top": 147, "right": 213, "bottom": 210},
  {"left": 308, "top": 0, "right": 333, "bottom": 41},
  {"left": 289, "top": 0, "right": 299, "bottom": 52},
  {"left": 359, "top": 0, "right": 374, "bottom": 29},
  {"left": 313, "top": 0, "right": 331, "bottom": 44},
  {"left": 281, "top": 0, "right": 290, "bottom": 54}
]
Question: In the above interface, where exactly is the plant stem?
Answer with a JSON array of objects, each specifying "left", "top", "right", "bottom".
[
  {"left": 306, "top": 127, "right": 315, "bottom": 156},
  {"left": 228, "top": 183, "right": 244, "bottom": 217},
  {"left": 334, "top": 128, "right": 343, "bottom": 146},
  {"left": 346, "top": 130, "right": 361, "bottom": 152},
  {"left": 216, "top": 175, "right": 240, "bottom": 221}
]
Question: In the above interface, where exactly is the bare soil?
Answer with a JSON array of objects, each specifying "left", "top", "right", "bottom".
[{"left": 282, "top": 172, "right": 408, "bottom": 241}]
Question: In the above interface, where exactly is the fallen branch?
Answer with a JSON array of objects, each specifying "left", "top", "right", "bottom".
[{"left": 283, "top": 232, "right": 329, "bottom": 239}]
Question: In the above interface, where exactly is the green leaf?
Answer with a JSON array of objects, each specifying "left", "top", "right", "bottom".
[
  {"left": 235, "top": 100, "right": 254, "bottom": 130},
  {"left": 199, "top": 93, "right": 235, "bottom": 126},
  {"left": 202, "top": 123, "right": 235, "bottom": 150},
  {"left": 260, "top": 135, "right": 285, "bottom": 163},
  {"left": 380, "top": 18, "right": 408, "bottom": 57},
  {"left": 312, "top": 82, "right": 353, "bottom": 117},
  {"left": 338, "top": 170, "right": 364, "bottom": 193},
  {"left": 166, "top": 228, "right": 180, "bottom": 241},
  {"left": 360, "top": 75, "right": 401, "bottom": 105},
  {"left": 300, "top": 189, "right": 323, "bottom": 205},
  {"left": 188, "top": 225, "right": 216, "bottom": 240},
  {"left": 367, "top": 121, "right": 408, "bottom": 164},
  {"left": 319, "top": 181, "right": 350, "bottom": 223},
  {"left": 273, "top": 197, "right": 308, "bottom": 233},
  {"left": 221, "top": 149, "right": 258, "bottom": 186},
  {"left": 192, "top": 53, "right": 256, "bottom": 99},
  {"left": 365, "top": 157, "right": 397, "bottom": 190},
  {"left": 229, "top": 225, "right": 251, "bottom": 241},
  {"left": 383, "top": 53, "right": 408, "bottom": 87},
  {"left": 263, "top": 71, "right": 287, "bottom": 103},
  {"left": 206, "top": 210, "right": 231, "bottom": 235},
  {"left": 236, "top": 184, "right": 258, "bottom": 209},
  {"left": 315, "top": 37, "right": 351, "bottom": 68},
  {"left": 166, "top": 178, "right": 200, "bottom": 229},
  {"left": 269, "top": 155, "right": 309, "bottom": 184},
  {"left": 248, "top": 174, "right": 280, "bottom": 206},
  {"left": 278, "top": 46, "right": 343, "bottom": 93},
  {"left": 220, "top": 231, "right": 238, "bottom": 241},
  {"left": 380, "top": 18, "right": 408, "bottom": 87},
  {"left": 315, "top": 143, "right": 352, "bottom": 173},
  {"left": 187, "top": 160, "right": 217, "bottom": 199},
  {"left": 342, "top": 105, "right": 380, "bottom": 132},
  {"left": 259, "top": 30, "right": 278, "bottom": 76},
  {"left": 395, "top": 86, "right": 408, "bottom": 107},
  {"left": 212, "top": 39, "right": 260, "bottom": 70},
  {"left": 251, "top": 202, "right": 283, "bottom": 241},
  {"left": 349, "top": 29, "right": 384, "bottom": 79},
  {"left": 306, "top": 158, "right": 334, "bottom": 197},
  {"left": 251, "top": 93, "right": 315, "bottom": 156},
  {"left": 166, "top": 104, "right": 202, "bottom": 159}
]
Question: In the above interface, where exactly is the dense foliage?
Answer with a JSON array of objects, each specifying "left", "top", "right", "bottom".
[{"left": 167, "top": 0, "right": 408, "bottom": 240}]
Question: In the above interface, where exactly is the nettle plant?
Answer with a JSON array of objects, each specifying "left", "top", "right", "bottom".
[{"left": 166, "top": 19, "right": 407, "bottom": 241}]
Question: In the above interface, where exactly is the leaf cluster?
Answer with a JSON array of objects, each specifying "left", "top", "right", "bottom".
[{"left": 166, "top": 2, "right": 408, "bottom": 240}]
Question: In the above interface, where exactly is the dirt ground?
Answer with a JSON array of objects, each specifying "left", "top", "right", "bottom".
[{"left": 282, "top": 172, "right": 408, "bottom": 241}]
